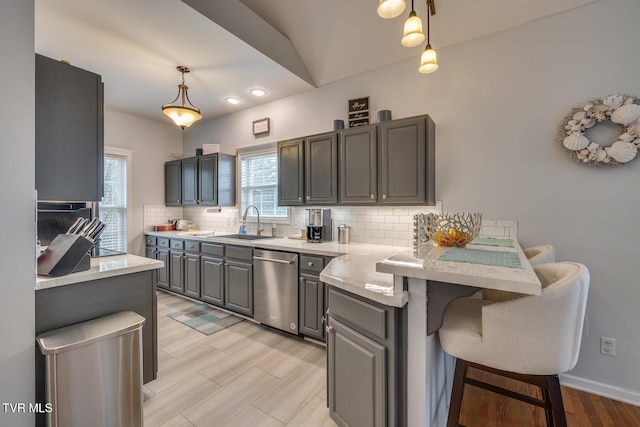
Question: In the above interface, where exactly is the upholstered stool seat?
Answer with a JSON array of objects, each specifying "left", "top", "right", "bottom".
[
  {"left": 440, "top": 262, "right": 590, "bottom": 427},
  {"left": 483, "top": 244, "right": 557, "bottom": 302}
]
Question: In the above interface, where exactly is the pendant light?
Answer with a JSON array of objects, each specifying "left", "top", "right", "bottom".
[
  {"left": 401, "top": 0, "right": 425, "bottom": 47},
  {"left": 377, "top": 0, "right": 406, "bottom": 19},
  {"left": 418, "top": 0, "right": 438, "bottom": 73},
  {"left": 162, "top": 66, "right": 203, "bottom": 129}
]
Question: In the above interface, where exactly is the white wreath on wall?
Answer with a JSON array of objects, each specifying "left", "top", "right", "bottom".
[{"left": 559, "top": 94, "right": 640, "bottom": 166}]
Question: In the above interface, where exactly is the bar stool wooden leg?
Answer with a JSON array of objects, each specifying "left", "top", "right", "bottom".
[
  {"left": 447, "top": 358, "right": 467, "bottom": 427},
  {"left": 547, "top": 374, "right": 567, "bottom": 427}
]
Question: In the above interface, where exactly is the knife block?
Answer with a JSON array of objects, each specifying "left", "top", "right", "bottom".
[{"left": 37, "top": 234, "right": 94, "bottom": 277}]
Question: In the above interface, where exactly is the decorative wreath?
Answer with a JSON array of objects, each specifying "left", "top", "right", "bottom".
[{"left": 558, "top": 94, "right": 640, "bottom": 166}]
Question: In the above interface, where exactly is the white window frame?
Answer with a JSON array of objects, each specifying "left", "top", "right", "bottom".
[
  {"left": 237, "top": 142, "right": 290, "bottom": 225},
  {"left": 102, "top": 146, "right": 133, "bottom": 252}
]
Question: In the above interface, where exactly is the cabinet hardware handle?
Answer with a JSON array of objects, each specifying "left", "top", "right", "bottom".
[
  {"left": 253, "top": 256, "right": 294, "bottom": 265},
  {"left": 382, "top": 194, "right": 387, "bottom": 200},
  {"left": 300, "top": 277, "right": 304, "bottom": 282},
  {"left": 298, "top": 197, "right": 302, "bottom": 202},
  {"left": 370, "top": 194, "right": 375, "bottom": 199},
  {"left": 325, "top": 325, "right": 333, "bottom": 334},
  {"left": 306, "top": 196, "right": 310, "bottom": 200},
  {"left": 308, "top": 261, "right": 314, "bottom": 267},
  {"left": 321, "top": 316, "right": 326, "bottom": 325}
]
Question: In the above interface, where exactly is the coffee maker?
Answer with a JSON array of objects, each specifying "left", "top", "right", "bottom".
[{"left": 306, "top": 208, "right": 331, "bottom": 243}]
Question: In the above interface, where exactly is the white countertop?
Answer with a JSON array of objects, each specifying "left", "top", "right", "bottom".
[
  {"left": 376, "top": 239, "right": 541, "bottom": 295},
  {"left": 146, "top": 231, "right": 409, "bottom": 306},
  {"left": 36, "top": 254, "right": 164, "bottom": 291}
]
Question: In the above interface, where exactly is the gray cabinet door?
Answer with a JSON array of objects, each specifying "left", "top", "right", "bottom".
[
  {"left": 305, "top": 132, "right": 338, "bottom": 204},
  {"left": 155, "top": 249, "right": 170, "bottom": 289},
  {"left": 35, "top": 54, "right": 104, "bottom": 202},
  {"left": 339, "top": 126, "right": 378, "bottom": 204},
  {"left": 184, "top": 253, "right": 200, "bottom": 298},
  {"left": 169, "top": 251, "right": 185, "bottom": 293},
  {"left": 278, "top": 138, "right": 305, "bottom": 206},
  {"left": 198, "top": 154, "right": 218, "bottom": 206},
  {"left": 299, "top": 273, "right": 325, "bottom": 341},
  {"left": 165, "top": 161, "right": 182, "bottom": 206},
  {"left": 379, "top": 116, "right": 426, "bottom": 204},
  {"left": 181, "top": 157, "right": 198, "bottom": 206},
  {"left": 224, "top": 260, "right": 253, "bottom": 316},
  {"left": 328, "top": 317, "right": 386, "bottom": 427},
  {"left": 201, "top": 255, "right": 224, "bottom": 306}
]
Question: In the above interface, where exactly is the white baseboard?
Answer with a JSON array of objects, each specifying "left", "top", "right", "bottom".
[{"left": 560, "top": 373, "right": 640, "bottom": 406}]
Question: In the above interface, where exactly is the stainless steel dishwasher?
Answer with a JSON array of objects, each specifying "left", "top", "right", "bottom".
[{"left": 253, "top": 249, "right": 299, "bottom": 334}]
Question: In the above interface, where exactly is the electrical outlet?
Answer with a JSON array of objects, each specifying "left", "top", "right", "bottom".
[{"left": 601, "top": 337, "right": 616, "bottom": 356}]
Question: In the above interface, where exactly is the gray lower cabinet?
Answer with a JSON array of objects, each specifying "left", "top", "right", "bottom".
[
  {"left": 201, "top": 255, "right": 224, "bottom": 305},
  {"left": 278, "top": 138, "right": 305, "bottom": 206},
  {"left": 184, "top": 253, "right": 200, "bottom": 298},
  {"left": 169, "top": 251, "right": 185, "bottom": 294},
  {"left": 145, "top": 236, "right": 170, "bottom": 290},
  {"left": 165, "top": 160, "right": 182, "bottom": 206},
  {"left": 339, "top": 126, "right": 378, "bottom": 204},
  {"left": 299, "top": 254, "right": 331, "bottom": 341},
  {"left": 224, "top": 245, "right": 254, "bottom": 316},
  {"left": 327, "top": 286, "right": 407, "bottom": 427}
]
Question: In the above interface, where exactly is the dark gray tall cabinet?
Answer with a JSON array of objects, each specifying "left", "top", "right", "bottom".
[
  {"left": 36, "top": 54, "right": 104, "bottom": 202},
  {"left": 277, "top": 138, "right": 305, "bottom": 206},
  {"left": 327, "top": 287, "right": 407, "bottom": 427}
]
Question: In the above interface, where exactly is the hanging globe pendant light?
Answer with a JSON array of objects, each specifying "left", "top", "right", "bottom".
[
  {"left": 162, "top": 66, "right": 203, "bottom": 129},
  {"left": 377, "top": 0, "right": 406, "bottom": 19},
  {"left": 401, "top": 1, "right": 425, "bottom": 48},
  {"left": 418, "top": 0, "right": 438, "bottom": 73}
]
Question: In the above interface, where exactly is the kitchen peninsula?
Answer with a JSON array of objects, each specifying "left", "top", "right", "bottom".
[{"left": 35, "top": 254, "right": 163, "bottom": 426}]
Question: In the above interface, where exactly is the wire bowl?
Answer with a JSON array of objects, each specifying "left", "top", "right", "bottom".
[{"left": 425, "top": 212, "right": 482, "bottom": 247}]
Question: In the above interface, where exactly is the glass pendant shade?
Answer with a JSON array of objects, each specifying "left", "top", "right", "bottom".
[
  {"left": 162, "top": 66, "right": 203, "bottom": 129},
  {"left": 419, "top": 44, "right": 439, "bottom": 73},
  {"left": 401, "top": 11, "right": 425, "bottom": 47},
  {"left": 377, "top": 0, "right": 406, "bottom": 19}
]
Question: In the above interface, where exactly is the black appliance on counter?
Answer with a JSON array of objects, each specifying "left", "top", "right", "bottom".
[{"left": 306, "top": 208, "right": 331, "bottom": 243}]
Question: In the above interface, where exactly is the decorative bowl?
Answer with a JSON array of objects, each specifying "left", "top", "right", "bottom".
[{"left": 425, "top": 212, "right": 482, "bottom": 247}]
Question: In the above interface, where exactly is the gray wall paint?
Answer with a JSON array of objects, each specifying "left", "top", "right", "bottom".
[
  {"left": 185, "top": 0, "right": 640, "bottom": 397},
  {"left": 0, "top": 0, "right": 35, "bottom": 425}
]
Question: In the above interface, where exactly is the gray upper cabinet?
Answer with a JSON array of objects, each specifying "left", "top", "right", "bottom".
[
  {"left": 164, "top": 160, "right": 181, "bottom": 206},
  {"left": 379, "top": 115, "right": 432, "bottom": 205},
  {"left": 36, "top": 54, "right": 104, "bottom": 202},
  {"left": 305, "top": 132, "right": 338, "bottom": 204},
  {"left": 339, "top": 126, "right": 378, "bottom": 205},
  {"left": 165, "top": 153, "right": 236, "bottom": 206},
  {"left": 278, "top": 138, "right": 305, "bottom": 206},
  {"left": 181, "top": 157, "right": 198, "bottom": 206}
]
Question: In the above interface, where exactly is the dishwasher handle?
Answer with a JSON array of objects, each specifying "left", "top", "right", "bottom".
[{"left": 253, "top": 256, "right": 294, "bottom": 265}]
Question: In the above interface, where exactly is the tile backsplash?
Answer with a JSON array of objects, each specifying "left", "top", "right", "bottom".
[{"left": 143, "top": 202, "right": 516, "bottom": 248}]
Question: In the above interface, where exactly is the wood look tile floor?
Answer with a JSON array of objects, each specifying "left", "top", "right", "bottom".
[
  {"left": 147, "top": 291, "right": 640, "bottom": 427},
  {"left": 144, "top": 291, "right": 337, "bottom": 427}
]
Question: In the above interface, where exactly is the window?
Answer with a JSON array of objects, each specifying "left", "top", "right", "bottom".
[
  {"left": 99, "top": 150, "right": 130, "bottom": 252},
  {"left": 239, "top": 147, "right": 288, "bottom": 221}
]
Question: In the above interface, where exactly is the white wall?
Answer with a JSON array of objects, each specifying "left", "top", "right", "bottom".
[
  {"left": 185, "top": 0, "right": 640, "bottom": 401},
  {"left": 0, "top": 1, "right": 35, "bottom": 425},
  {"left": 104, "top": 108, "right": 182, "bottom": 255}
]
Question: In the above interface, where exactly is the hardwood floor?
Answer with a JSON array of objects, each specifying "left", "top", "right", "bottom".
[{"left": 147, "top": 291, "right": 640, "bottom": 427}]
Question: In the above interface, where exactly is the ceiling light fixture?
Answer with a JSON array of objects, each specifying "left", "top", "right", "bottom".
[
  {"left": 162, "top": 66, "right": 202, "bottom": 129},
  {"left": 225, "top": 97, "right": 241, "bottom": 105},
  {"left": 377, "top": 0, "right": 406, "bottom": 19},
  {"left": 401, "top": 0, "right": 425, "bottom": 47},
  {"left": 418, "top": 0, "right": 439, "bottom": 74},
  {"left": 250, "top": 88, "right": 267, "bottom": 97}
]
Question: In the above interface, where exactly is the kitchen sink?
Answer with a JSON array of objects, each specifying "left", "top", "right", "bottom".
[{"left": 218, "top": 234, "right": 274, "bottom": 241}]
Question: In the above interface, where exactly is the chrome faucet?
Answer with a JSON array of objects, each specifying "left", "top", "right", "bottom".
[{"left": 242, "top": 204, "right": 263, "bottom": 235}]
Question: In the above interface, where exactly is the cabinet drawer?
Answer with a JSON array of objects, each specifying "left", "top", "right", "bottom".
[
  {"left": 170, "top": 239, "right": 184, "bottom": 250},
  {"left": 157, "top": 238, "right": 170, "bottom": 248},
  {"left": 328, "top": 287, "right": 387, "bottom": 340},
  {"left": 145, "top": 236, "right": 157, "bottom": 246},
  {"left": 300, "top": 255, "right": 324, "bottom": 273},
  {"left": 201, "top": 243, "right": 224, "bottom": 257},
  {"left": 185, "top": 240, "right": 200, "bottom": 253},
  {"left": 225, "top": 245, "right": 253, "bottom": 261}
]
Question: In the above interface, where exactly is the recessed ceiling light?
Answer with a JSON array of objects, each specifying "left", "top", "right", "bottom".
[
  {"left": 250, "top": 88, "right": 267, "bottom": 97},
  {"left": 225, "top": 97, "right": 241, "bottom": 105}
]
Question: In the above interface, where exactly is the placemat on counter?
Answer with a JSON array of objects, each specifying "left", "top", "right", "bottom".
[
  {"left": 438, "top": 247, "right": 523, "bottom": 269},
  {"left": 470, "top": 237, "right": 515, "bottom": 248}
]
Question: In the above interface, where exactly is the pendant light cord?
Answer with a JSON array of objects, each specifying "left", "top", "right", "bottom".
[{"left": 426, "top": 0, "right": 430, "bottom": 45}]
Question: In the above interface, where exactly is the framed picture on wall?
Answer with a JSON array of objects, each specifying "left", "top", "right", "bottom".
[{"left": 252, "top": 117, "right": 270, "bottom": 135}]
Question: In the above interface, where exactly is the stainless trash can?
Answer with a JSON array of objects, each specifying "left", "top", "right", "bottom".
[{"left": 36, "top": 311, "right": 146, "bottom": 427}]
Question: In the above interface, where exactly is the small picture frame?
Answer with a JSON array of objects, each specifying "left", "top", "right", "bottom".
[{"left": 252, "top": 117, "right": 270, "bottom": 135}]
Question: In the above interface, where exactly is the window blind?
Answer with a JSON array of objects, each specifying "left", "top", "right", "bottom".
[{"left": 99, "top": 153, "right": 127, "bottom": 252}]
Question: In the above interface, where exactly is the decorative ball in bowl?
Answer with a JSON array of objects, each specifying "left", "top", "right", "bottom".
[{"left": 426, "top": 212, "right": 482, "bottom": 247}]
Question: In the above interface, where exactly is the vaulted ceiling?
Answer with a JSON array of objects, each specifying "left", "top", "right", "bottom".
[{"left": 35, "top": 0, "right": 597, "bottom": 123}]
